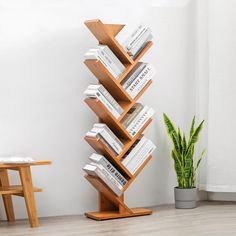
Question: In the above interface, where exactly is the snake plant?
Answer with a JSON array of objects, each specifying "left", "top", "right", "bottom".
[{"left": 163, "top": 113, "right": 205, "bottom": 188}]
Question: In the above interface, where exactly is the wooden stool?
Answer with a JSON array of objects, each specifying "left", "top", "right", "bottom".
[{"left": 0, "top": 160, "right": 51, "bottom": 227}]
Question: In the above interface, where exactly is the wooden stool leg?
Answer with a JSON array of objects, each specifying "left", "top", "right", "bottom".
[
  {"left": 0, "top": 169, "right": 15, "bottom": 222},
  {"left": 19, "top": 166, "right": 39, "bottom": 228}
]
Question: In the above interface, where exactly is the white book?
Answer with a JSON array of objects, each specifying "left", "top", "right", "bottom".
[
  {"left": 127, "top": 140, "right": 156, "bottom": 173},
  {"left": 85, "top": 50, "right": 118, "bottom": 79},
  {"left": 85, "top": 131, "right": 117, "bottom": 156},
  {"left": 131, "top": 34, "right": 153, "bottom": 59},
  {"left": 126, "top": 140, "right": 153, "bottom": 170},
  {"left": 97, "top": 45, "right": 125, "bottom": 74},
  {"left": 91, "top": 127, "right": 122, "bottom": 155},
  {"left": 115, "top": 24, "right": 145, "bottom": 50},
  {"left": 122, "top": 136, "right": 148, "bottom": 166},
  {"left": 126, "top": 26, "right": 149, "bottom": 51},
  {"left": 84, "top": 89, "right": 120, "bottom": 119},
  {"left": 89, "top": 153, "right": 127, "bottom": 186},
  {"left": 83, "top": 164, "right": 122, "bottom": 196},
  {"left": 128, "top": 108, "right": 155, "bottom": 137},
  {"left": 90, "top": 162, "right": 123, "bottom": 190},
  {"left": 93, "top": 123, "right": 124, "bottom": 149},
  {"left": 128, "top": 28, "right": 152, "bottom": 56},
  {"left": 87, "top": 84, "right": 123, "bottom": 114},
  {"left": 130, "top": 142, "right": 156, "bottom": 174},
  {"left": 95, "top": 47, "right": 123, "bottom": 78},
  {"left": 126, "top": 106, "right": 149, "bottom": 132},
  {"left": 126, "top": 64, "right": 156, "bottom": 99},
  {"left": 121, "top": 62, "right": 147, "bottom": 90}
]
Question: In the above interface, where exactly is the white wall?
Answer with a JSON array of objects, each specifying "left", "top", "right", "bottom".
[{"left": 0, "top": 0, "right": 198, "bottom": 219}]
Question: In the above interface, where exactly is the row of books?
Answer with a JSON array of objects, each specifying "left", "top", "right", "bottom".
[
  {"left": 86, "top": 123, "right": 124, "bottom": 156},
  {"left": 121, "top": 62, "right": 156, "bottom": 99},
  {"left": 83, "top": 136, "right": 156, "bottom": 196},
  {"left": 121, "top": 103, "right": 155, "bottom": 137},
  {"left": 84, "top": 84, "right": 124, "bottom": 119},
  {"left": 84, "top": 45, "right": 125, "bottom": 80},
  {"left": 83, "top": 153, "right": 127, "bottom": 196},
  {"left": 115, "top": 23, "right": 153, "bottom": 59},
  {"left": 122, "top": 135, "right": 156, "bottom": 175}
]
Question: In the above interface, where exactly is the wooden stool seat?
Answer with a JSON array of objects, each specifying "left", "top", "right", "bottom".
[{"left": 0, "top": 160, "right": 51, "bottom": 227}]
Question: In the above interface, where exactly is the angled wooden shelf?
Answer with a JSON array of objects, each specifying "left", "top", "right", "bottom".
[
  {"left": 84, "top": 118, "right": 152, "bottom": 162},
  {"left": 83, "top": 19, "right": 155, "bottom": 221},
  {"left": 84, "top": 41, "right": 153, "bottom": 101},
  {"left": 84, "top": 136, "right": 133, "bottom": 178},
  {"left": 84, "top": 98, "right": 132, "bottom": 140},
  {"left": 85, "top": 19, "right": 133, "bottom": 65}
]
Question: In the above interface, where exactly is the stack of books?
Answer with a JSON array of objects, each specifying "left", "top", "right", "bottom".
[
  {"left": 122, "top": 136, "right": 156, "bottom": 174},
  {"left": 84, "top": 45, "right": 125, "bottom": 79},
  {"left": 121, "top": 62, "right": 156, "bottom": 99},
  {"left": 86, "top": 123, "right": 124, "bottom": 156},
  {"left": 121, "top": 103, "right": 155, "bottom": 137},
  {"left": 0, "top": 157, "right": 35, "bottom": 164},
  {"left": 84, "top": 84, "right": 124, "bottom": 119},
  {"left": 115, "top": 24, "right": 153, "bottom": 59},
  {"left": 83, "top": 153, "right": 127, "bottom": 196}
]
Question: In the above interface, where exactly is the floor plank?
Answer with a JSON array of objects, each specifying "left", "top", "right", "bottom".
[{"left": 1, "top": 201, "right": 236, "bottom": 236}]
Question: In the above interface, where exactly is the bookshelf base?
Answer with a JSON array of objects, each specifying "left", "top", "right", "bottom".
[{"left": 85, "top": 208, "right": 152, "bottom": 220}]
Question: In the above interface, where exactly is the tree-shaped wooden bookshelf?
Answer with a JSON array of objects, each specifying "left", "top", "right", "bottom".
[{"left": 84, "top": 19, "right": 154, "bottom": 220}]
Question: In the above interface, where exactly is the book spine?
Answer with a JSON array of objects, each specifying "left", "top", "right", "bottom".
[
  {"left": 100, "top": 129, "right": 122, "bottom": 154},
  {"left": 128, "top": 108, "right": 154, "bottom": 137},
  {"left": 115, "top": 24, "right": 143, "bottom": 48},
  {"left": 131, "top": 143, "right": 156, "bottom": 174},
  {"left": 122, "top": 136, "right": 148, "bottom": 166},
  {"left": 83, "top": 165, "right": 97, "bottom": 177},
  {"left": 128, "top": 28, "right": 151, "bottom": 55},
  {"left": 91, "top": 163, "right": 123, "bottom": 190},
  {"left": 126, "top": 64, "right": 156, "bottom": 99},
  {"left": 122, "top": 105, "right": 143, "bottom": 128},
  {"left": 126, "top": 26, "right": 147, "bottom": 51},
  {"left": 97, "top": 158, "right": 127, "bottom": 186},
  {"left": 87, "top": 85, "right": 124, "bottom": 115},
  {"left": 92, "top": 128, "right": 122, "bottom": 155},
  {"left": 95, "top": 166, "right": 122, "bottom": 196},
  {"left": 102, "top": 46, "right": 125, "bottom": 73},
  {"left": 127, "top": 140, "right": 155, "bottom": 173},
  {"left": 98, "top": 86, "right": 124, "bottom": 115},
  {"left": 85, "top": 90, "right": 120, "bottom": 119},
  {"left": 121, "top": 63, "right": 146, "bottom": 89},
  {"left": 93, "top": 124, "right": 124, "bottom": 149},
  {"left": 131, "top": 34, "right": 153, "bottom": 59},
  {"left": 126, "top": 106, "right": 149, "bottom": 132},
  {"left": 86, "top": 130, "right": 118, "bottom": 156},
  {"left": 98, "top": 135, "right": 118, "bottom": 156},
  {"left": 99, "top": 49, "right": 122, "bottom": 78},
  {"left": 85, "top": 52, "right": 118, "bottom": 79}
]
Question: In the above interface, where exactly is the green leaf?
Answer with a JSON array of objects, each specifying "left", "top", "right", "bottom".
[
  {"left": 184, "top": 146, "right": 194, "bottom": 188},
  {"left": 178, "top": 128, "right": 182, "bottom": 154},
  {"left": 163, "top": 113, "right": 178, "bottom": 138},
  {"left": 187, "top": 120, "right": 204, "bottom": 153},
  {"left": 190, "top": 115, "right": 196, "bottom": 138},
  {"left": 195, "top": 149, "right": 206, "bottom": 172},
  {"left": 172, "top": 150, "right": 184, "bottom": 188}
]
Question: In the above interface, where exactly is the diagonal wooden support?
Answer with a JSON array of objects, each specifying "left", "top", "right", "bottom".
[
  {"left": 0, "top": 169, "right": 15, "bottom": 222},
  {"left": 19, "top": 166, "right": 39, "bottom": 228}
]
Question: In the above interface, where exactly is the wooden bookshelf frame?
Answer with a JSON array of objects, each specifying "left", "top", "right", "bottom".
[{"left": 84, "top": 19, "right": 154, "bottom": 220}]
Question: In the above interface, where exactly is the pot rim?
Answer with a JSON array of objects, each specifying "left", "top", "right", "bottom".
[{"left": 174, "top": 186, "right": 196, "bottom": 189}]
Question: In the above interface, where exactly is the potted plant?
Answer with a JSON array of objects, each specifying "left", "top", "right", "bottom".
[{"left": 163, "top": 113, "right": 205, "bottom": 209}]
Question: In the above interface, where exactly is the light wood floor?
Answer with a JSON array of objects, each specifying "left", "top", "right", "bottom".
[{"left": 1, "top": 201, "right": 236, "bottom": 236}]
